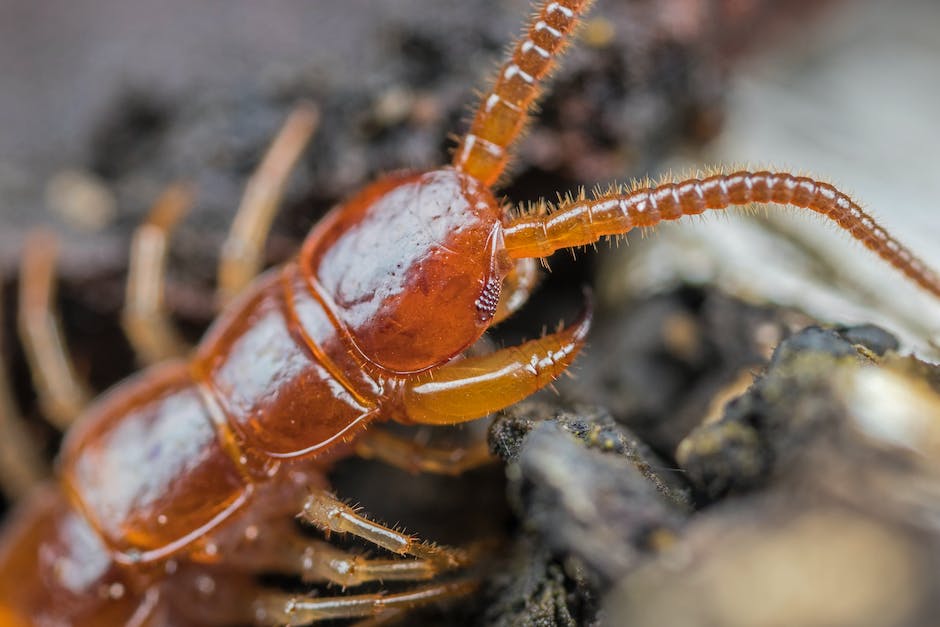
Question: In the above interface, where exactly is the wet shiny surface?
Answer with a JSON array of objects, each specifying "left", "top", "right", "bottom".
[
  {"left": 0, "top": 489, "right": 152, "bottom": 626},
  {"left": 303, "top": 169, "right": 505, "bottom": 373},
  {"left": 197, "top": 268, "right": 373, "bottom": 458},
  {"left": 62, "top": 363, "right": 248, "bottom": 561}
]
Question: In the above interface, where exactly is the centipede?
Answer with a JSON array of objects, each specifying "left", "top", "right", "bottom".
[{"left": 1, "top": 1, "right": 940, "bottom": 625}]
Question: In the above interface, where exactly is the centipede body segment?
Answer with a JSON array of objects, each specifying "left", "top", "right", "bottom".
[{"left": 1, "top": 1, "right": 939, "bottom": 625}]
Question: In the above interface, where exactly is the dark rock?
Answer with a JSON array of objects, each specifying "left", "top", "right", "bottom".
[
  {"left": 487, "top": 401, "right": 688, "bottom": 616},
  {"left": 834, "top": 323, "right": 900, "bottom": 356},
  {"left": 607, "top": 330, "right": 940, "bottom": 626},
  {"left": 675, "top": 324, "right": 915, "bottom": 502},
  {"left": 560, "top": 287, "right": 796, "bottom": 455}
]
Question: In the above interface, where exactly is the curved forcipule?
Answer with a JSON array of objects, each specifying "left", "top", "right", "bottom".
[{"left": 399, "top": 299, "right": 591, "bottom": 426}]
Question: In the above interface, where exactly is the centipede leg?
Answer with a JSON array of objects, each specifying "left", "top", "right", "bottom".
[
  {"left": 163, "top": 565, "right": 463, "bottom": 627},
  {"left": 354, "top": 429, "right": 494, "bottom": 476},
  {"left": 253, "top": 579, "right": 479, "bottom": 626},
  {"left": 17, "top": 230, "right": 90, "bottom": 429},
  {"left": 0, "top": 287, "right": 47, "bottom": 498},
  {"left": 164, "top": 566, "right": 476, "bottom": 627},
  {"left": 299, "top": 490, "right": 470, "bottom": 570},
  {"left": 217, "top": 103, "right": 319, "bottom": 306},
  {"left": 165, "top": 547, "right": 476, "bottom": 626},
  {"left": 197, "top": 520, "right": 456, "bottom": 588},
  {"left": 122, "top": 184, "right": 194, "bottom": 366},
  {"left": 291, "top": 540, "right": 451, "bottom": 587}
]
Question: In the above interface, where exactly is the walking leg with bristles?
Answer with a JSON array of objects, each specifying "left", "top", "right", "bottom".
[
  {"left": 203, "top": 520, "right": 456, "bottom": 588},
  {"left": 164, "top": 561, "right": 476, "bottom": 626},
  {"left": 299, "top": 490, "right": 470, "bottom": 570},
  {"left": 122, "top": 183, "right": 194, "bottom": 366},
  {"left": 166, "top": 502, "right": 477, "bottom": 626},
  {"left": 17, "top": 231, "right": 91, "bottom": 429},
  {"left": 217, "top": 103, "right": 319, "bottom": 306},
  {"left": 0, "top": 287, "right": 47, "bottom": 498},
  {"left": 253, "top": 580, "right": 479, "bottom": 626}
]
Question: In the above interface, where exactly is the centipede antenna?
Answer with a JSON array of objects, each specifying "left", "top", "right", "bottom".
[
  {"left": 123, "top": 183, "right": 194, "bottom": 365},
  {"left": 0, "top": 286, "right": 47, "bottom": 498},
  {"left": 453, "top": 0, "right": 594, "bottom": 187},
  {"left": 217, "top": 103, "right": 320, "bottom": 306},
  {"left": 17, "top": 230, "right": 91, "bottom": 429},
  {"left": 502, "top": 170, "right": 940, "bottom": 301}
]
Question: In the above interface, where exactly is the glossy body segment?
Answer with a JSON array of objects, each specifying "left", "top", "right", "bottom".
[
  {"left": 0, "top": 488, "right": 156, "bottom": 627},
  {"left": 60, "top": 261, "right": 383, "bottom": 566},
  {"left": 503, "top": 171, "right": 940, "bottom": 300},
  {"left": 60, "top": 362, "right": 251, "bottom": 564},
  {"left": 453, "top": 0, "right": 593, "bottom": 186},
  {"left": 193, "top": 264, "right": 377, "bottom": 460},
  {"left": 1, "top": 1, "right": 601, "bottom": 623},
  {"left": 0, "top": 257, "right": 383, "bottom": 623}
]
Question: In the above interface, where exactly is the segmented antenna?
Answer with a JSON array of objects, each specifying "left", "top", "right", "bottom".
[
  {"left": 503, "top": 170, "right": 940, "bottom": 300},
  {"left": 453, "top": 0, "right": 594, "bottom": 187}
]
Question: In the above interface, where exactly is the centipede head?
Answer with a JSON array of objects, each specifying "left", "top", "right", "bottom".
[{"left": 300, "top": 167, "right": 511, "bottom": 374}]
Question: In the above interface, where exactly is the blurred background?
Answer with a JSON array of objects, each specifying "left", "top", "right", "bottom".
[{"left": 636, "top": 0, "right": 940, "bottom": 352}]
